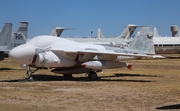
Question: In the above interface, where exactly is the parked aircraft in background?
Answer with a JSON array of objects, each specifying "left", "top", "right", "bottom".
[
  {"left": 0, "top": 22, "right": 28, "bottom": 60},
  {"left": 9, "top": 27, "right": 159, "bottom": 80},
  {"left": 0, "top": 23, "right": 12, "bottom": 46},
  {"left": 87, "top": 25, "right": 180, "bottom": 54},
  {"left": 0, "top": 23, "right": 12, "bottom": 60},
  {"left": 68, "top": 24, "right": 140, "bottom": 47}
]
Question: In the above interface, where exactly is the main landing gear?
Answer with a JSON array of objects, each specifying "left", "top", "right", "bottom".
[{"left": 88, "top": 71, "right": 98, "bottom": 80}]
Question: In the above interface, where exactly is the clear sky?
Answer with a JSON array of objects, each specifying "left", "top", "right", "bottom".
[{"left": 0, "top": 0, "right": 180, "bottom": 38}]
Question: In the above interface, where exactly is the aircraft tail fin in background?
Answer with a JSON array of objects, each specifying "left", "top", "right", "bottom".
[
  {"left": 50, "top": 27, "right": 65, "bottom": 37},
  {"left": 117, "top": 24, "right": 138, "bottom": 39},
  {"left": 6, "top": 22, "right": 28, "bottom": 50},
  {"left": 50, "top": 27, "right": 76, "bottom": 37},
  {"left": 17, "top": 21, "right": 28, "bottom": 40},
  {"left": 7, "top": 32, "right": 27, "bottom": 50},
  {"left": 153, "top": 27, "right": 159, "bottom": 37},
  {"left": 0, "top": 23, "right": 12, "bottom": 46},
  {"left": 128, "top": 27, "right": 155, "bottom": 55},
  {"left": 97, "top": 28, "right": 105, "bottom": 39}
]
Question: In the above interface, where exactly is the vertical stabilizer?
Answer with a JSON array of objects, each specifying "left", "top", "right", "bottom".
[
  {"left": 117, "top": 24, "right": 138, "bottom": 39},
  {"left": 50, "top": 27, "right": 65, "bottom": 37},
  {"left": 97, "top": 28, "right": 105, "bottom": 39},
  {"left": 17, "top": 21, "right": 28, "bottom": 40},
  {"left": 7, "top": 32, "right": 27, "bottom": 50},
  {"left": 128, "top": 27, "right": 155, "bottom": 54},
  {"left": 153, "top": 27, "right": 159, "bottom": 37},
  {"left": 0, "top": 23, "right": 12, "bottom": 46},
  {"left": 7, "top": 22, "right": 28, "bottom": 50}
]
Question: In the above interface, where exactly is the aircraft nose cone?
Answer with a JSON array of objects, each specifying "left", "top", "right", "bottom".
[{"left": 9, "top": 44, "right": 36, "bottom": 65}]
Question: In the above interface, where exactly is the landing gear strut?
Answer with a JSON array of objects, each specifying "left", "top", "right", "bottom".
[
  {"left": 26, "top": 66, "right": 39, "bottom": 80},
  {"left": 88, "top": 71, "right": 97, "bottom": 80}
]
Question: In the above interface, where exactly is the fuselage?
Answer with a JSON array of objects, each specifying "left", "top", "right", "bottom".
[{"left": 9, "top": 35, "right": 148, "bottom": 67}]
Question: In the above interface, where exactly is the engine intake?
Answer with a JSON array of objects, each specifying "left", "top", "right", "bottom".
[{"left": 34, "top": 51, "right": 76, "bottom": 68}]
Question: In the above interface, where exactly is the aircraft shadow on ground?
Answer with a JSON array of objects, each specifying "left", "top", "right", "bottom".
[
  {"left": 156, "top": 104, "right": 180, "bottom": 110},
  {"left": 0, "top": 68, "right": 14, "bottom": 71},
  {"left": 113, "top": 73, "right": 162, "bottom": 77},
  {"left": 0, "top": 73, "right": 160, "bottom": 82}
]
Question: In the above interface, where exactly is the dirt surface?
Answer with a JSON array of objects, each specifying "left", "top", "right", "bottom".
[{"left": 0, "top": 58, "right": 180, "bottom": 111}]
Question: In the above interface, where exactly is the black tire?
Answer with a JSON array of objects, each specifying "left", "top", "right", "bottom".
[{"left": 88, "top": 71, "right": 97, "bottom": 80}]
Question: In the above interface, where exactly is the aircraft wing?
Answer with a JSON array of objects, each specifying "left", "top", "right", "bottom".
[{"left": 51, "top": 48, "right": 153, "bottom": 61}]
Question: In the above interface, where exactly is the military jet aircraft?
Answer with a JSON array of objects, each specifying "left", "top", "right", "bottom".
[{"left": 9, "top": 27, "right": 157, "bottom": 80}]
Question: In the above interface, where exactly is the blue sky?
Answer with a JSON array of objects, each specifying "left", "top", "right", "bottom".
[{"left": 0, "top": 0, "right": 180, "bottom": 38}]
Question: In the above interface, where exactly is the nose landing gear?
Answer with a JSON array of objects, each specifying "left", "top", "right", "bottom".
[{"left": 26, "top": 66, "right": 39, "bottom": 80}]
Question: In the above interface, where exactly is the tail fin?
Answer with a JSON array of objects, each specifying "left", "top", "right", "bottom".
[
  {"left": 153, "top": 27, "right": 159, "bottom": 37},
  {"left": 50, "top": 27, "right": 76, "bottom": 37},
  {"left": 7, "top": 32, "right": 27, "bottom": 50},
  {"left": 6, "top": 22, "right": 28, "bottom": 50},
  {"left": 0, "top": 23, "right": 12, "bottom": 46},
  {"left": 17, "top": 21, "right": 28, "bottom": 40},
  {"left": 117, "top": 24, "right": 137, "bottom": 39},
  {"left": 97, "top": 28, "right": 105, "bottom": 39},
  {"left": 50, "top": 27, "right": 65, "bottom": 37},
  {"left": 128, "top": 27, "right": 155, "bottom": 54}
]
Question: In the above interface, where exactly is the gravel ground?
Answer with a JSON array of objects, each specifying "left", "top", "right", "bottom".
[{"left": 0, "top": 58, "right": 180, "bottom": 111}]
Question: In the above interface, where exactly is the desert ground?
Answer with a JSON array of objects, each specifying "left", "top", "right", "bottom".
[{"left": 0, "top": 58, "right": 180, "bottom": 111}]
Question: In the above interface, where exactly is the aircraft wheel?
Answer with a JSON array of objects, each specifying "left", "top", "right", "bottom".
[
  {"left": 88, "top": 71, "right": 97, "bottom": 80},
  {"left": 25, "top": 75, "right": 33, "bottom": 81},
  {"left": 29, "top": 76, "right": 34, "bottom": 81}
]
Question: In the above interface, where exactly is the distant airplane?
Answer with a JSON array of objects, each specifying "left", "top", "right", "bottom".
[
  {"left": 9, "top": 27, "right": 160, "bottom": 80},
  {"left": 85, "top": 26, "right": 180, "bottom": 54},
  {"left": 68, "top": 24, "right": 143, "bottom": 47},
  {"left": 0, "top": 22, "right": 28, "bottom": 60}
]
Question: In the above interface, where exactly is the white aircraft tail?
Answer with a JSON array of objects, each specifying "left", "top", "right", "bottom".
[
  {"left": 0, "top": 23, "right": 12, "bottom": 46},
  {"left": 17, "top": 21, "right": 28, "bottom": 40},
  {"left": 97, "top": 28, "right": 105, "bottom": 39},
  {"left": 117, "top": 24, "right": 138, "bottom": 39},
  {"left": 50, "top": 27, "right": 76, "bottom": 37},
  {"left": 128, "top": 27, "right": 155, "bottom": 54},
  {"left": 50, "top": 27, "right": 65, "bottom": 37},
  {"left": 153, "top": 27, "right": 159, "bottom": 37}
]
